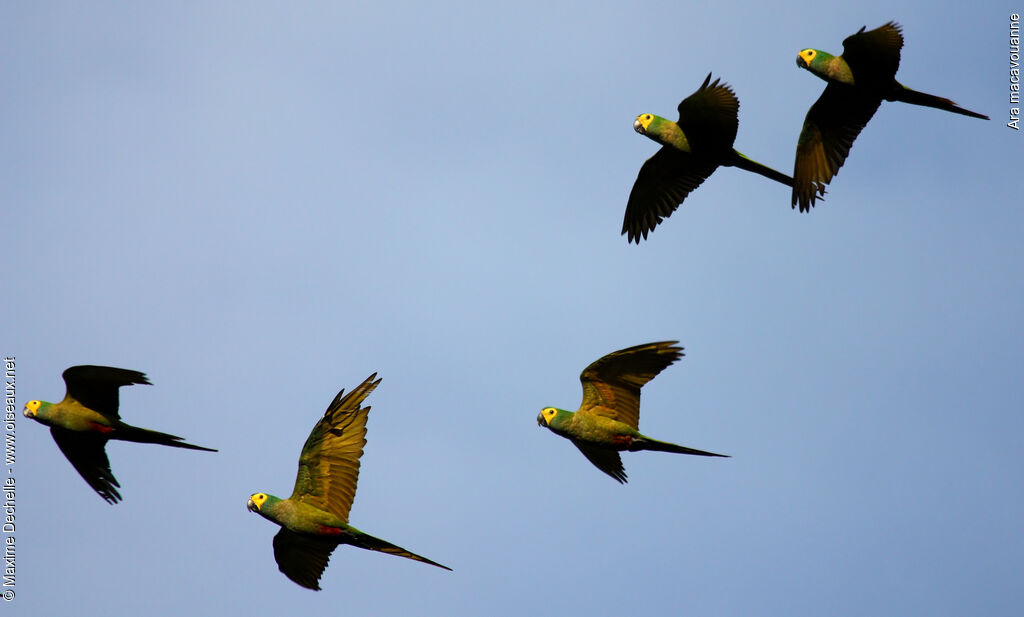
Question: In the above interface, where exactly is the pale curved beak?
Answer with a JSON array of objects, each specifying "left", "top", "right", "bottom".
[
  {"left": 633, "top": 118, "right": 645, "bottom": 134},
  {"left": 536, "top": 412, "right": 546, "bottom": 427},
  {"left": 22, "top": 407, "right": 33, "bottom": 418},
  {"left": 246, "top": 498, "right": 258, "bottom": 512},
  {"left": 796, "top": 55, "right": 808, "bottom": 69}
]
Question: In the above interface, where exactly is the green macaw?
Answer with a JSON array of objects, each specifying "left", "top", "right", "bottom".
[
  {"left": 247, "top": 373, "right": 450, "bottom": 591},
  {"left": 23, "top": 365, "right": 217, "bottom": 504},
  {"left": 792, "top": 21, "right": 989, "bottom": 211},
  {"left": 624, "top": 73, "right": 794, "bottom": 243},
  {"left": 536, "top": 341, "right": 727, "bottom": 483}
]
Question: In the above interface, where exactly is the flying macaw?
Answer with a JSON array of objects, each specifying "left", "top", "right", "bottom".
[
  {"left": 792, "top": 21, "right": 988, "bottom": 211},
  {"left": 624, "top": 73, "right": 794, "bottom": 242},
  {"left": 537, "top": 342, "right": 727, "bottom": 482},
  {"left": 247, "top": 374, "right": 450, "bottom": 590},
  {"left": 23, "top": 365, "right": 216, "bottom": 504}
]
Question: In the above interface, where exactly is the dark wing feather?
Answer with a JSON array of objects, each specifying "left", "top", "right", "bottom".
[
  {"left": 676, "top": 73, "right": 740, "bottom": 156},
  {"left": 622, "top": 147, "right": 719, "bottom": 242},
  {"left": 577, "top": 341, "right": 683, "bottom": 429},
  {"left": 61, "top": 365, "right": 151, "bottom": 421},
  {"left": 841, "top": 21, "right": 903, "bottom": 86},
  {"left": 792, "top": 83, "right": 881, "bottom": 211},
  {"left": 290, "top": 374, "right": 380, "bottom": 521},
  {"left": 572, "top": 441, "right": 627, "bottom": 483},
  {"left": 49, "top": 427, "right": 121, "bottom": 504},
  {"left": 272, "top": 528, "right": 338, "bottom": 591}
]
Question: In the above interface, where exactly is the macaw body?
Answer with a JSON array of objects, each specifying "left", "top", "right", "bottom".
[
  {"left": 247, "top": 374, "right": 450, "bottom": 591},
  {"left": 624, "top": 73, "right": 793, "bottom": 243},
  {"left": 802, "top": 48, "right": 986, "bottom": 116},
  {"left": 542, "top": 406, "right": 719, "bottom": 454},
  {"left": 26, "top": 398, "right": 213, "bottom": 447},
  {"left": 248, "top": 492, "right": 448, "bottom": 589},
  {"left": 252, "top": 494, "right": 350, "bottom": 534},
  {"left": 23, "top": 365, "right": 216, "bottom": 504},
  {"left": 536, "top": 341, "right": 727, "bottom": 483},
  {"left": 792, "top": 21, "right": 988, "bottom": 211}
]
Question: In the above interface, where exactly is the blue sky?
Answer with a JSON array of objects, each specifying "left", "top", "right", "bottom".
[{"left": 4, "top": 2, "right": 1021, "bottom": 615}]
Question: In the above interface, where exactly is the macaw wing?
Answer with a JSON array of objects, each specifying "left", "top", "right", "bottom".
[
  {"left": 272, "top": 528, "right": 338, "bottom": 591},
  {"left": 50, "top": 427, "right": 121, "bottom": 504},
  {"left": 842, "top": 21, "right": 903, "bottom": 84},
  {"left": 60, "top": 365, "right": 151, "bottom": 421},
  {"left": 290, "top": 374, "right": 380, "bottom": 521},
  {"left": 792, "top": 83, "right": 881, "bottom": 211},
  {"left": 577, "top": 341, "right": 683, "bottom": 429},
  {"left": 622, "top": 147, "right": 718, "bottom": 242},
  {"left": 676, "top": 72, "right": 740, "bottom": 154},
  {"left": 572, "top": 441, "right": 627, "bottom": 483}
]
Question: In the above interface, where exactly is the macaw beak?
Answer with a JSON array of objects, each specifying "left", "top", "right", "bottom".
[
  {"left": 246, "top": 498, "right": 259, "bottom": 513},
  {"left": 22, "top": 406, "right": 34, "bottom": 418},
  {"left": 796, "top": 55, "right": 808, "bottom": 69},
  {"left": 536, "top": 412, "right": 546, "bottom": 427},
  {"left": 633, "top": 118, "right": 645, "bottom": 135}
]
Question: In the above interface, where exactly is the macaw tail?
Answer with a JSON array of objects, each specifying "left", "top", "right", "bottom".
[
  {"left": 631, "top": 435, "right": 729, "bottom": 458},
  {"left": 117, "top": 423, "right": 218, "bottom": 452},
  {"left": 889, "top": 84, "right": 989, "bottom": 120},
  {"left": 353, "top": 531, "right": 452, "bottom": 571},
  {"left": 729, "top": 150, "right": 795, "bottom": 188}
]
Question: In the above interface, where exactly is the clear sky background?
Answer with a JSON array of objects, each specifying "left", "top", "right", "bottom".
[{"left": 3, "top": 2, "right": 1021, "bottom": 616}]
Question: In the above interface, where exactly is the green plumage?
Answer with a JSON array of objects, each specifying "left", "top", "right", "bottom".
[
  {"left": 792, "top": 21, "right": 989, "bottom": 211},
  {"left": 536, "top": 342, "right": 728, "bottom": 483},
  {"left": 623, "top": 73, "right": 794, "bottom": 243},
  {"left": 22, "top": 365, "right": 217, "bottom": 504},
  {"left": 247, "top": 374, "right": 450, "bottom": 591}
]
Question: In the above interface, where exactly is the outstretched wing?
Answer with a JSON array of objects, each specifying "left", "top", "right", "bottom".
[
  {"left": 622, "top": 147, "right": 718, "bottom": 242},
  {"left": 61, "top": 365, "right": 151, "bottom": 421},
  {"left": 792, "top": 83, "right": 881, "bottom": 211},
  {"left": 577, "top": 341, "right": 683, "bottom": 430},
  {"left": 572, "top": 441, "right": 627, "bottom": 483},
  {"left": 676, "top": 72, "right": 740, "bottom": 156},
  {"left": 290, "top": 374, "right": 381, "bottom": 521},
  {"left": 50, "top": 427, "right": 121, "bottom": 504},
  {"left": 272, "top": 528, "right": 338, "bottom": 591},
  {"left": 842, "top": 21, "right": 903, "bottom": 86}
]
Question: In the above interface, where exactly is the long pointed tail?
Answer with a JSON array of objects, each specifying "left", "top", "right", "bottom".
[
  {"left": 353, "top": 531, "right": 452, "bottom": 571},
  {"left": 116, "top": 424, "right": 218, "bottom": 452},
  {"left": 632, "top": 435, "right": 729, "bottom": 458},
  {"left": 729, "top": 150, "right": 794, "bottom": 187},
  {"left": 889, "top": 83, "right": 989, "bottom": 120}
]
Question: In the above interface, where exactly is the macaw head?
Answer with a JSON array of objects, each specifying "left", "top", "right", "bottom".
[
  {"left": 23, "top": 400, "right": 53, "bottom": 425},
  {"left": 247, "top": 492, "right": 280, "bottom": 515},
  {"left": 634, "top": 113, "right": 656, "bottom": 135},
  {"left": 537, "top": 406, "right": 572, "bottom": 429},
  {"left": 796, "top": 48, "right": 836, "bottom": 77}
]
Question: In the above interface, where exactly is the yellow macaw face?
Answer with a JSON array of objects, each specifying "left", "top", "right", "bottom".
[
  {"left": 247, "top": 492, "right": 268, "bottom": 512},
  {"left": 633, "top": 114, "right": 654, "bottom": 135},
  {"left": 796, "top": 49, "right": 817, "bottom": 68},
  {"left": 23, "top": 400, "right": 41, "bottom": 417},
  {"left": 537, "top": 407, "right": 558, "bottom": 426}
]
